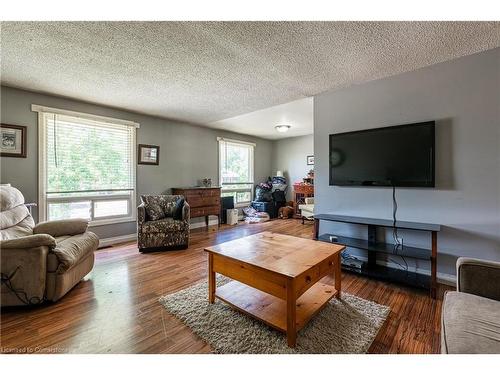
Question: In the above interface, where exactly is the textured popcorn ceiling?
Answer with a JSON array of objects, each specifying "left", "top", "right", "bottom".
[{"left": 1, "top": 22, "right": 499, "bottom": 138}]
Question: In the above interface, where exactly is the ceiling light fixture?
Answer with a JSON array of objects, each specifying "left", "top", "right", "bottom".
[{"left": 275, "top": 125, "right": 291, "bottom": 133}]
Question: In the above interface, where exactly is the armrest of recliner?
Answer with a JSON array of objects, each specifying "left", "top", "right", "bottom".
[
  {"left": 457, "top": 257, "right": 500, "bottom": 301},
  {"left": 1, "top": 238, "right": 52, "bottom": 305},
  {"left": 1, "top": 234, "right": 56, "bottom": 249},
  {"left": 33, "top": 218, "right": 89, "bottom": 237}
]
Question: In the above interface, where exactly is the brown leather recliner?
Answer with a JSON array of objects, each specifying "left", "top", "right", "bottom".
[{"left": 0, "top": 185, "right": 99, "bottom": 306}]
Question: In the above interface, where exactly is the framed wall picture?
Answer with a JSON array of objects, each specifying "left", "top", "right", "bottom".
[
  {"left": 1, "top": 124, "right": 27, "bottom": 158},
  {"left": 138, "top": 144, "right": 160, "bottom": 165},
  {"left": 307, "top": 155, "right": 314, "bottom": 165}
]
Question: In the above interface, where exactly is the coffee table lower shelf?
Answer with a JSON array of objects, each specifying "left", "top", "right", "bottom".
[{"left": 215, "top": 279, "right": 338, "bottom": 333}]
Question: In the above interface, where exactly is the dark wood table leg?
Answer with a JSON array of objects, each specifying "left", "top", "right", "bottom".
[
  {"left": 313, "top": 218, "right": 319, "bottom": 240},
  {"left": 208, "top": 253, "right": 215, "bottom": 303},
  {"left": 431, "top": 231, "right": 437, "bottom": 299}
]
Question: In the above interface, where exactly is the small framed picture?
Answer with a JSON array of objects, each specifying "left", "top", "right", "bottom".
[
  {"left": 138, "top": 144, "right": 160, "bottom": 165},
  {"left": 307, "top": 155, "right": 314, "bottom": 165},
  {"left": 1, "top": 124, "right": 27, "bottom": 158}
]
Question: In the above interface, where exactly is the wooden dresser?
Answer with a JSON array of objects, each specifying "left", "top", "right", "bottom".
[{"left": 172, "top": 187, "right": 221, "bottom": 226}]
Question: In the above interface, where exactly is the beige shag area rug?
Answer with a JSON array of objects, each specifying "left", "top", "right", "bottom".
[{"left": 159, "top": 277, "right": 390, "bottom": 354}]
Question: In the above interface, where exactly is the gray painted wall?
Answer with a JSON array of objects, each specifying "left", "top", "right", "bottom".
[
  {"left": 271, "top": 135, "right": 314, "bottom": 199},
  {"left": 314, "top": 48, "right": 500, "bottom": 277},
  {"left": 0, "top": 86, "right": 273, "bottom": 239}
]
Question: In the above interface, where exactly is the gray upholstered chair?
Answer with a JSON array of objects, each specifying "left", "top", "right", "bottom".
[
  {"left": 441, "top": 257, "right": 500, "bottom": 354},
  {"left": 1, "top": 185, "right": 99, "bottom": 306},
  {"left": 137, "top": 195, "right": 190, "bottom": 252}
]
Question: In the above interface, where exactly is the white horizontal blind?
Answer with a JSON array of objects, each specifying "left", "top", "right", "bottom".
[
  {"left": 37, "top": 109, "right": 137, "bottom": 224},
  {"left": 218, "top": 138, "right": 254, "bottom": 205}
]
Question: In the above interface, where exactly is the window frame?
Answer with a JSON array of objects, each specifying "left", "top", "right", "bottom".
[
  {"left": 217, "top": 137, "right": 255, "bottom": 207},
  {"left": 33, "top": 104, "right": 139, "bottom": 226}
]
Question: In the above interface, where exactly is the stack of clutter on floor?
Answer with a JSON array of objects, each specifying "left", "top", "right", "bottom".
[
  {"left": 245, "top": 173, "right": 288, "bottom": 220},
  {"left": 242, "top": 206, "right": 270, "bottom": 223}
]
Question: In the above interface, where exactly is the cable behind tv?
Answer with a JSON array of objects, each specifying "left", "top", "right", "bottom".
[{"left": 392, "top": 185, "right": 408, "bottom": 272}]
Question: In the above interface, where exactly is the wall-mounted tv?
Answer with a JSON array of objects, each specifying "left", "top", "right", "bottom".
[{"left": 329, "top": 121, "right": 435, "bottom": 187}]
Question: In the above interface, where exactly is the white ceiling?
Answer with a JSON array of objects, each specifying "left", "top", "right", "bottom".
[
  {"left": 209, "top": 97, "right": 313, "bottom": 140},
  {"left": 1, "top": 22, "right": 499, "bottom": 139}
]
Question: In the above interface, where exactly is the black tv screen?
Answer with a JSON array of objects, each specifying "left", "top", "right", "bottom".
[{"left": 329, "top": 121, "right": 435, "bottom": 187}]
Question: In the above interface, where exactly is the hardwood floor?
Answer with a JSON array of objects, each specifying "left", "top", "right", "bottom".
[{"left": 0, "top": 219, "right": 450, "bottom": 354}]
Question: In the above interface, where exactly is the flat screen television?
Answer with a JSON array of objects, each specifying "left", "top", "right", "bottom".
[{"left": 329, "top": 121, "right": 435, "bottom": 187}]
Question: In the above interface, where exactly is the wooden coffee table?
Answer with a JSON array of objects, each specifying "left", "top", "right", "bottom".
[{"left": 204, "top": 231, "right": 345, "bottom": 347}]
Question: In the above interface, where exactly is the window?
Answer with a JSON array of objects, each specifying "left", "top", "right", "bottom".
[
  {"left": 218, "top": 137, "right": 255, "bottom": 206},
  {"left": 34, "top": 105, "right": 138, "bottom": 225}
]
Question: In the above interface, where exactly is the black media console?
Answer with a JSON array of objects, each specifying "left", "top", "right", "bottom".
[{"left": 313, "top": 214, "right": 441, "bottom": 298}]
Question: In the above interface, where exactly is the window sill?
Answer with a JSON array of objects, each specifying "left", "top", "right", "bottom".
[
  {"left": 234, "top": 203, "right": 251, "bottom": 209},
  {"left": 89, "top": 216, "right": 137, "bottom": 227}
]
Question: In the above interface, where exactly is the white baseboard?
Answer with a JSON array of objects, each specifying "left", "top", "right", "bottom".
[
  {"left": 96, "top": 227, "right": 457, "bottom": 287},
  {"left": 189, "top": 218, "right": 220, "bottom": 229},
  {"left": 437, "top": 272, "right": 456, "bottom": 287},
  {"left": 98, "top": 233, "right": 137, "bottom": 248},
  {"left": 99, "top": 219, "right": 219, "bottom": 246},
  {"left": 385, "top": 260, "right": 456, "bottom": 287},
  {"left": 344, "top": 253, "right": 456, "bottom": 287},
  {"left": 179, "top": 213, "right": 249, "bottom": 229}
]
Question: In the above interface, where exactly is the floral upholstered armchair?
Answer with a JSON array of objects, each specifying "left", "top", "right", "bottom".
[{"left": 137, "top": 195, "right": 190, "bottom": 252}]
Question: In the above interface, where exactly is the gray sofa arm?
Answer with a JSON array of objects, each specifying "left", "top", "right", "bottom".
[
  {"left": 1, "top": 234, "right": 56, "bottom": 249},
  {"left": 457, "top": 257, "right": 500, "bottom": 301},
  {"left": 182, "top": 201, "right": 190, "bottom": 222},
  {"left": 34, "top": 218, "right": 89, "bottom": 237}
]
